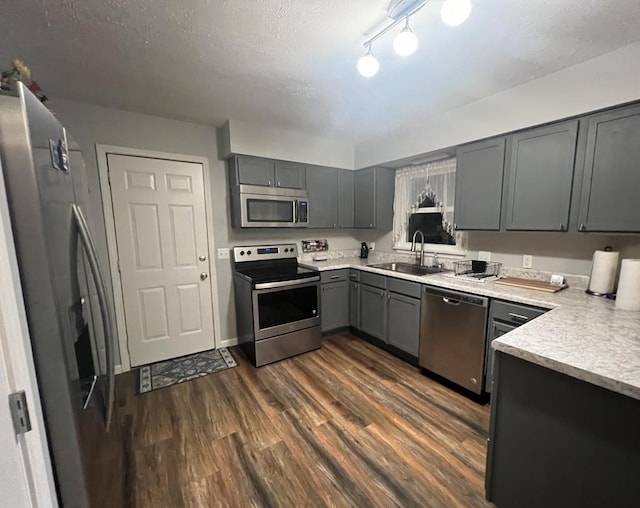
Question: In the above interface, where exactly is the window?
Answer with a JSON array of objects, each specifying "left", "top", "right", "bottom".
[{"left": 392, "top": 158, "right": 466, "bottom": 255}]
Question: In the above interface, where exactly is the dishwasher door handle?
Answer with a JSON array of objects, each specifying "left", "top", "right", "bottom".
[{"left": 442, "top": 297, "right": 461, "bottom": 305}]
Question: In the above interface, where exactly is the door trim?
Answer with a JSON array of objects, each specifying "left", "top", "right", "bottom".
[{"left": 96, "top": 145, "right": 221, "bottom": 373}]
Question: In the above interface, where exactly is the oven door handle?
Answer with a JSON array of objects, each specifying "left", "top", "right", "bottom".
[{"left": 255, "top": 276, "right": 320, "bottom": 290}]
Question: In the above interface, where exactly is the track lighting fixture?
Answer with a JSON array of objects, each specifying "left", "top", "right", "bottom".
[{"left": 357, "top": 0, "right": 472, "bottom": 77}]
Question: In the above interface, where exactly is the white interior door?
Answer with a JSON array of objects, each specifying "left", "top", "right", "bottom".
[{"left": 107, "top": 154, "right": 215, "bottom": 366}]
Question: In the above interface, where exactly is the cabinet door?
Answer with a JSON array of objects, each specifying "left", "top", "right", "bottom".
[
  {"left": 506, "top": 121, "right": 578, "bottom": 231},
  {"left": 321, "top": 281, "right": 349, "bottom": 333},
  {"left": 454, "top": 138, "right": 506, "bottom": 230},
  {"left": 306, "top": 167, "right": 338, "bottom": 228},
  {"left": 386, "top": 293, "right": 421, "bottom": 356},
  {"left": 354, "top": 168, "right": 376, "bottom": 228},
  {"left": 359, "top": 284, "right": 387, "bottom": 340},
  {"left": 337, "top": 170, "right": 355, "bottom": 228},
  {"left": 275, "top": 161, "right": 306, "bottom": 189},
  {"left": 485, "top": 321, "right": 516, "bottom": 394},
  {"left": 236, "top": 155, "right": 275, "bottom": 186},
  {"left": 349, "top": 281, "right": 360, "bottom": 329},
  {"left": 578, "top": 105, "right": 640, "bottom": 232}
]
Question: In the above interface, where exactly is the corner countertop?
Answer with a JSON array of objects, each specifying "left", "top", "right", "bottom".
[{"left": 301, "top": 257, "right": 640, "bottom": 401}]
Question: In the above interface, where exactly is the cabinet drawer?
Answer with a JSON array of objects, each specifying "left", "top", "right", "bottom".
[
  {"left": 388, "top": 278, "right": 421, "bottom": 299},
  {"left": 321, "top": 269, "right": 348, "bottom": 283},
  {"left": 491, "top": 300, "right": 546, "bottom": 326},
  {"left": 360, "top": 271, "right": 387, "bottom": 290},
  {"left": 349, "top": 269, "right": 361, "bottom": 282}
]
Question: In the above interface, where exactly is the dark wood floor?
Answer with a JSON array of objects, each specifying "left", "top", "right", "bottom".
[{"left": 105, "top": 333, "right": 493, "bottom": 507}]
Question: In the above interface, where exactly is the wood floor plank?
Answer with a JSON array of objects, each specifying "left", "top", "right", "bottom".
[{"left": 101, "top": 333, "right": 493, "bottom": 507}]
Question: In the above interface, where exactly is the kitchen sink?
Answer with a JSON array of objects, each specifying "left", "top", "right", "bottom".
[{"left": 369, "top": 262, "right": 447, "bottom": 276}]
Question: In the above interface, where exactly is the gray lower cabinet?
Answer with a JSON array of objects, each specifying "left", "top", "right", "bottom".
[
  {"left": 321, "top": 280, "right": 349, "bottom": 333},
  {"left": 454, "top": 137, "right": 506, "bottom": 231},
  {"left": 354, "top": 167, "right": 395, "bottom": 229},
  {"left": 275, "top": 160, "right": 306, "bottom": 189},
  {"left": 359, "top": 284, "right": 387, "bottom": 340},
  {"left": 506, "top": 121, "right": 579, "bottom": 231},
  {"left": 578, "top": 104, "right": 640, "bottom": 232},
  {"left": 349, "top": 281, "right": 360, "bottom": 328},
  {"left": 307, "top": 167, "right": 338, "bottom": 228},
  {"left": 337, "top": 170, "right": 355, "bottom": 228},
  {"left": 386, "top": 292, "right": 421, "bottom": 356},
  {"left": 234, "top": 155, "right": 275, "bottom": 187}
]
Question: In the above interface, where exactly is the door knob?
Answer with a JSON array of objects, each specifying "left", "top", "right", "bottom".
[
  {"left": 199, "top": 255, "right": 207, "bottom": 261},
  {"left": 200, "top": 272, "right": 209, "bottom": 281}
]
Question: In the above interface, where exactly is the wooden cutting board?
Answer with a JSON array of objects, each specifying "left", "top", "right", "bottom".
[{"left": 495, "top": 277, "right": 568, "bottom": 293}]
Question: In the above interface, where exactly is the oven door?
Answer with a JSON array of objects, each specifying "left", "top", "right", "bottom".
[{"left": 252, "top": 277, "right": 320, "bottom": 339}]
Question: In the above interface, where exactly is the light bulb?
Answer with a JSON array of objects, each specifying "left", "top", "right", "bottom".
[
  {"left": 441, "top": 0, "right": 472, "bottom": 27},
  {"left": 357, "top": 50, "right": 379, "bottom": 77},
  {"left": 393, "top": 26, "right": 419, "bottom": 56}
]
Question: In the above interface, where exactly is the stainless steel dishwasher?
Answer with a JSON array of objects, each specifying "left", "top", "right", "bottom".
[{"left": 419, "top": 286, "right": 489, "bottom": 395}]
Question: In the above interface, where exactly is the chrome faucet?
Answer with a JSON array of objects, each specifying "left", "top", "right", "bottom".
[{"left": 411, "top": 230, "right": 425, "bottom": 266}]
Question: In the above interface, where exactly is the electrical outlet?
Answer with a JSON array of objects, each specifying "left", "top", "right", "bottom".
[
  {"left": 522, "top": 254, "right": 533, "bottom": 269},
  {"left": 369, "top": 242, "right": 375, "bottom": 251},
  {"left": 217, "top": 248, "right": 230, "bottom": 260},
  {"left": 478, "top": 250, "right": 491, "bottom": 262}
]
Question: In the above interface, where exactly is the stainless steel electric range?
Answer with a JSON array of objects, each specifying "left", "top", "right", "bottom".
[{"left": 232, "top": 244, "right": 321, "bottom": 366}]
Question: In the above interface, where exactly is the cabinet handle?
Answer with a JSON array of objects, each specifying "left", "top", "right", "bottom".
[
  {"left": 387, "top": 294, "right": 391, "bottom": 301},
  {"left": 333, "top": 224, "right": 337, "bottom": 228},
  {"left": 579, "top": 223, "right": 586, "bottom": 231},
  {"left": 379, "top": 292, "right": 384, "bottom": 298},
  {"left": 454, "top": 223, "right": 458, "bottom": 230},
  {"left": 330, "top": 275, "right": 340, "bottom": 280},
  {"left": 369, "top": 223, "right": 373, "bottom": 228},
  {"left": 559, "top": 223, "right": 564, "bottom": 231},
  {"left": 268, "top": 180, "right": 272, "bottom": 186},
  {"left": 277, "top": 181, "right": 281, "bottom": 187},
  {"left": 508, "top": 312, "right": 529, "bottom": 322}
]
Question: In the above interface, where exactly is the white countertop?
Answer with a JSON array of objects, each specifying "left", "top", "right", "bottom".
[{"left": 301, "top": 257, "right": 640, "bottom": 400}]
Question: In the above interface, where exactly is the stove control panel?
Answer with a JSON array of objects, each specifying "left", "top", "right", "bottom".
[{"left": 233, "top": 244, "right": 298, "bottom": 262}]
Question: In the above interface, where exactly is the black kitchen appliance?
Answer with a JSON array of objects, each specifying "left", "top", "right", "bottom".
[{"left": 360, "top": 242, "right": 369, "bottom": 259}]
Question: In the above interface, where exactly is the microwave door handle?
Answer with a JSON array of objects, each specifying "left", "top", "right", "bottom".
[
  {"left": 293, "top": 200, "right": 298, "bottom": 223},
  {"left": 71, "top": 204, "right": 115, "bottom": 430}
]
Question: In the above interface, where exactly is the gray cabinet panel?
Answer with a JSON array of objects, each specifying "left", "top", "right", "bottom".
[
  {"left": 321, "top": 281, "right": 348, "bottom": 333},
  {"left": 506, "top": 121, "right": 578, "bottom": 231},
  {"left": 306, "top": 167, "right": 338, "bottom": 228},
  {"left": 349, "top": 281, "right": 360, "bottom": 329},
  {"left": 579, "top": 105, "right": 640, "bottom": 232},
  {"left": 454, "top": 138, "right": 506, "bottom": 230},
  {"left": 485, "top": 321, "right": 515, "bottom": 394},
  {"left": 354, "top": 168, "right": 376, "bottom": 228},
  {"left": 275, "top": 161, "right": 306, "bottom": 189},
  {"left": 359, "top": 284, "right": 387, "bottom": 340},
  {"left": 387, "top": 293, "right": 420, "bottom": 356},
  {"left": 337, "top": 170, "right": 355, "bottom": 228},
  {"left": 388, "top": 278, "right": 421, "bottom": 299},
  {"left": 236, "top": 155, "right": 275, "bottom": 186},
  {"left": 360, "top": 271, "right": 387, "bottom": 290}
]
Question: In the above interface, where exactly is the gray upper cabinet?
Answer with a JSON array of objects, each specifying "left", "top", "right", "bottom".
[
  {"left": 337, "top": 170, "right": 355, "bottom": 228},
  {"left": 506, "top": 121, "right": 579, "bottom": 231},
  {"left": 235, "top": 155, "right": 275, "bottom": 186},
  {"left": 578, "top": 104, "right": 640, "bottom": 232},
  {"left": 386, "top": 293, "right": 420, "bottom": 356},
  {"left": 354, "top": 167, "right": 395, "bottom": 229},
  {"left": 349, "top": 281, "right": 360, "bottom": 329},
  {"left": 321, "top": 280, "right": 349, "bottom": 333},
  {"left": 306, "top": 167, "right": 338, "bottom": 228},
  {"left": 359, "top": 284, "right": 387, "bottom": 340},
  {"left": 454, "top": 138, "right": 506, "bottom": 230},
  {"left": 275, "top": 160, "right": 306, "bottom": 189}
]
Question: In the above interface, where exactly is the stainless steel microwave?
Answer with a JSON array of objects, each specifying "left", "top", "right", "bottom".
[{"left": 237, "top": 185, "right": 309, "bottom": 228}]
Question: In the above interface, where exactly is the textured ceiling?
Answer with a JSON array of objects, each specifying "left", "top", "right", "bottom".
[{"left": 2, "top": 0, "right": 640, "bottom": 141}]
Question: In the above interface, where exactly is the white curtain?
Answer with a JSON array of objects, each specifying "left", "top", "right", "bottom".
[{"left": 392, "top": 158, "right": 457, "bottom": 247}]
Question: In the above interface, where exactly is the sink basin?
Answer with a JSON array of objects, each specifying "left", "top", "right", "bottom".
[{"left": 369, "top": 262, "right": 446, "bottom": 276}]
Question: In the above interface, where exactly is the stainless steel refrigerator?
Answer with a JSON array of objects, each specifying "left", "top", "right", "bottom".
[{"left": 0, "top": 83, "right": 123, "bottom": 507}]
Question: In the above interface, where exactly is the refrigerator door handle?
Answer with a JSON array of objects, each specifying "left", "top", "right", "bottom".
[{"left": 71, "top": 204, "right": 115, "bottom": 430}]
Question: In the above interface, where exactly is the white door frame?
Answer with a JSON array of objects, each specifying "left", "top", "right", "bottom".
[{"left": 96, "top": 145, "right": 221, "bottom": 373}]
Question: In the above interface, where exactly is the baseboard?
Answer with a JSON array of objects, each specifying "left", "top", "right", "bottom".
[{"left": 218, "top": 337, "right": 238, "bottom": 348}]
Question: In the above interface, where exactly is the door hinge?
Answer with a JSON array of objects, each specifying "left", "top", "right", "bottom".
[{"left": 9, "top": 391, "right": 32, "bottom": 436}]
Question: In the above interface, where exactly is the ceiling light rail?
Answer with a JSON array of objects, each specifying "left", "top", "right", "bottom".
[{"left": 357, "top": 0, "right": 472, "bottom": 77}]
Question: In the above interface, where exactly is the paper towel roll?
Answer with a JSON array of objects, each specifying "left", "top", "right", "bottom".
[
  {"left": 588, "top": 250, "right": 619, "bottom": 295},
  {"left": 616, "top": 259, "right": 640, "bottom": 311}
]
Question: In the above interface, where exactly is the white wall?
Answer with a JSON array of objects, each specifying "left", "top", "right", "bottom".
[
  {"left": 51, "top": 99, "right": 362, "bottom": 366},
  {"left": 221, "top": 118, "right": 355, "bottom": 169},
  {"left": 355, "top": 42, "right": 640, "bottom": 168}
]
